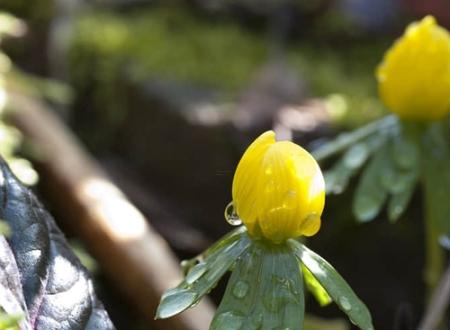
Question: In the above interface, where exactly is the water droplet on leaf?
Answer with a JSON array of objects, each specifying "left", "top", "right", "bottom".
[
  {"left": 339, "top": 296, "right": 352, "bottom": 311},
  {"left": 232, "top": 280, "right": 249, "bottom": 299},
  {"left": 213, "top": 312, "right": 244, "bottom": 330},
  {"left": 225, "top": 202, "right": 242, "bottom": 226},
  {"left": 252, "top": 313, "right": 263, "bottom": 327},
  {"left": 185, "top": 262, "right": 208, "bottom": 284}
]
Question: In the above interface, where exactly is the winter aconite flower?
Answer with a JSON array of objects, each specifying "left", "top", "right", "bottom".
[
  {"left": 376, "top": 16, "right": 450, "bottom": 121},
  {"left": 156, "top": 131, "right": 374, "bottom": 330},
  {"left": 232, "top": 131, "right": 325, "bottom": 243}
]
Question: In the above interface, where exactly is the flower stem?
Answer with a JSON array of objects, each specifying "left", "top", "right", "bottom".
[{"left": 424, "top": 210, "right": 444, "bottom": 299}]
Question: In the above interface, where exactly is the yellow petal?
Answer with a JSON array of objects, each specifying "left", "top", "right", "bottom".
[
  {"left": 232, "top": 131, "right": 325, "bottom": 243},
  {"left": 376, "top": 16, "right": 450, "bottom": 121}
]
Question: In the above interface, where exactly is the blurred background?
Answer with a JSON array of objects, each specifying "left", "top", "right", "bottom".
[{"left": 1, "top": 0, "right": 450, "bottom": 329}]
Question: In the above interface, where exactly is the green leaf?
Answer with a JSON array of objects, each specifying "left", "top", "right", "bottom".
[
  {"left": 302, "top": 264, "right": 332, "bottom": 307},
  {"left": 387, "top": 180, "right": 416, "bottom": 223},
  {"left": 289, "top": 240, "right": 374, "bottom": 330},
  {"left": 181, "top": 226, "right": 247, "bottom": 275},
  {"left": 325, "top": 135, "right": 386, "bottom": 195},
  {"left": 0, "top": 312, "right": 22, "bottom": 330},
  {"left": 312, "top": 115, "right": 397, "bottom": 162},
  {"left": 353, "top": 146, "right": 390, "bottom": 222},
  {"left": 156, "top": 227, "right": 250, "bottom": 319},
  {"left": 384, "top": 134, "right": 420, "bottom": 222},
  {"left": 211, "top": 241, "right": 304, "bottom": 330}
]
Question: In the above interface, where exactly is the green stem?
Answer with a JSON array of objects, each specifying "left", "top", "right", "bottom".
[
  {"left": 424, "top": 210, "right": 444, "bottom": 299},
  {"left": 423, "top": 194, "right": 445, "bottom": 330},
  {"left": 420, "top": 122, "right": 446, "bottom": 303}
]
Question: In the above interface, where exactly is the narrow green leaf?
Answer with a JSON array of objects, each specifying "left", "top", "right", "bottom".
[
  {"left": 390, "top": 133, "right": 420, "bottom": 170},
  {"left": 312, "top": 115, "right": 398, "bottom": 162},
  {"left": 181, "top": 226, "right": 246, "bottom": 275},
  {"left": 383, "top": 132, "right": 420, "bottom": 222},
  {"left": 212, "top": 241, "right": 305, "bottom": 330},
  {"left": 302, "top": 264, "right": 332, "bottom": 307},
  {"left": 155, "top": 228, "right": 250, "bottom": 319},
  {"left": 387, "top": 181, "right": 416, "bottom": 222},
  {"left": 289, "top": 240, "right": 374, "bottom": 330},
  {"left": 325, "top": 135, "right": 386, "bottom": 195},
  {"left": 353, "top": 147, "right": 390, "bottom": 222}
]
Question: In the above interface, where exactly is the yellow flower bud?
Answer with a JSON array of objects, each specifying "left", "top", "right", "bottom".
[
  {"left": 232, "top": 131, "right": 325, "bottom": 243},
  {"left": 376, "top": 16, "right": 450, "bottom": 121}
]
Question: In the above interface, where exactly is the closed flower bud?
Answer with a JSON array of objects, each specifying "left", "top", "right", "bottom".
[
  {"left": 232, "top": 131, "right": 325, "bottom": 243},
  {"left": 377, "top": 16, "right": 450, "bottom": 121}
]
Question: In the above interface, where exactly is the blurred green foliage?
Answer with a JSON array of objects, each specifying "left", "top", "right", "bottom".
[
  {"left": 0, "top": 0, "right": 54, "bottom": 22},
  {"left": 0, "top": 311, "right": 21, "bottom": 330},
  {"left": 0, "top": 220, "right": 11, "bottom": 237},
  {"left": 68, "top": 5, "right": 388, "bottom": 128},
  {"left": 288, "top": 41, "right": 388, "bottom": 127},
  {"left": 69, "top": 6, "right": 267, "bottom": 102},
  {"left": 0, "top": 12, "right": 38, "bottom": 185}
]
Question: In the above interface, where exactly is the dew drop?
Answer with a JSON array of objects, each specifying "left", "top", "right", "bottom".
[
  {"left": 263, "top": 294, "right": 287, "bottom": 313},
  {"left": 224, "top": 202, "right": 242, "bottom": 226},
  {"left": 185, "top": 262, "right": 208, "bottom": 284},
  {"left": 252, "top": 313, "right": 263, "bottom": 327},
  {"left": 339, "top": 296, "right": 352, "bottom": 311},
  {"left": 232, "top": 280, "right": 249, "bottom": 299},
  {"left": 212, "top": 312, "right": 244, "bottom": 330}
]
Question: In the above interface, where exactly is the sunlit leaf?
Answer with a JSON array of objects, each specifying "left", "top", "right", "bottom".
[
  {"left": 156, "top": 228, "right": 251, "bottom": 319},
  {"left": 289, "top": 240, "right": 374, "bottom": 330},
  {"left": 181, "top": 226, "right": 246, "bottom": 275},
  {"left": 302, "top": 264, "right": 332, "bottom": 307},
  {"left": 212, "top": 241, "right": 304, "bottom": 330},
  {"left": 0, "top": 159, "right": 114, "bottom": 329}
]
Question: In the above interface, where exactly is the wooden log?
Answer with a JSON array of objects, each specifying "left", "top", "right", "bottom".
[{"left": 5, "top": 91, "right": 215, "bottom": 330}]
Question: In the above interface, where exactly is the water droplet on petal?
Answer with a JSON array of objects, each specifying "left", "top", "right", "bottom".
[
  {"left": 339, "top": 296, "right": 352, "bottom": 312},
  {"left": 232, "top": 280, "right": 249, "bottom": 299},
  {"left": 185, "top": 262, "right": 208, "bottom": 284},
  {"left": 225, "top": 202, "right": 242, "bottom": 226}
]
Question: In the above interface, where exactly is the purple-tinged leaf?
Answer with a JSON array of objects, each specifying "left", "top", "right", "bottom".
[{"left": 0, "top": 158, "right": 115, "bottom": 330}]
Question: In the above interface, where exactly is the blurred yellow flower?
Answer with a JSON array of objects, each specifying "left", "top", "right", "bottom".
[
  {"left": 232, "top": 131, "right": 325, "bottom": 243},
  {"left": 377, "top": 16, "right": 450, "bottom": 121}
]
